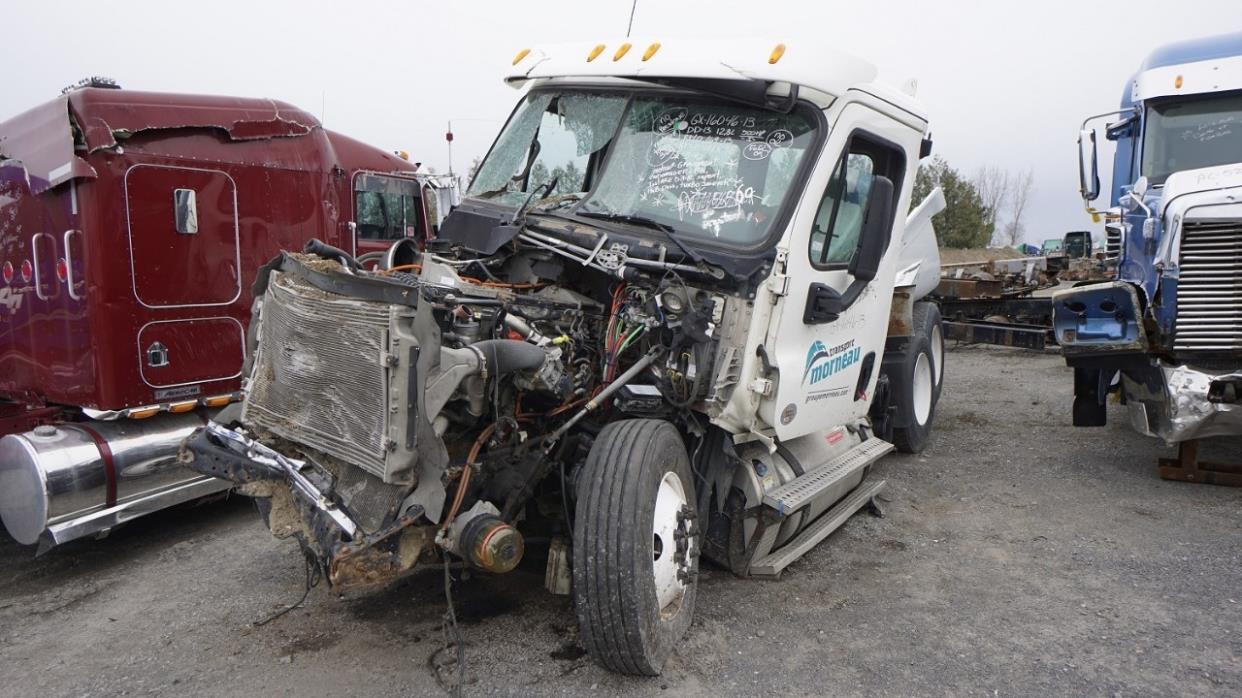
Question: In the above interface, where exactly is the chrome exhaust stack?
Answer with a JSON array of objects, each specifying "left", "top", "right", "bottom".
[{"left": 0, "top": 412, "right": 229, "bottom": 552}]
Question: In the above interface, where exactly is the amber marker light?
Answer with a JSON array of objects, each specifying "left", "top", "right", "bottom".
[
  {"left": 587, "top": 44, "right": 606, "bottom": 62},
  {"left": 769, "top": 43, "right": 786, "bottom": 64},
  {"left": 613, "top": 42, "right": 632, "bottom": 61},
  {"left": 512, "top": 48, "right": 531, "bottom": 65},
  {"left": 642, "top": 42, "right": 661, "bottom": 61}
]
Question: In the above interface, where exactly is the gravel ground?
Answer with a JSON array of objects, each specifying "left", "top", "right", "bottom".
[{"left": 2, "top": 344, "right": 1241, "bottom": 697}]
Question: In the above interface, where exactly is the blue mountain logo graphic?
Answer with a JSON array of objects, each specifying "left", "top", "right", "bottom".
[{"left": 802, "top": 340, "right": 830, "bottom": 384}]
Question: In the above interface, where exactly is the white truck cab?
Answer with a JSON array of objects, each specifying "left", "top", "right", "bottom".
[{"left": 184, "top": 38, "right": 946, "bottom": 677}]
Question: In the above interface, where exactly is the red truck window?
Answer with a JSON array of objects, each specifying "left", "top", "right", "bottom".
[{"left": 354, "top": 174, "right": 421, "bottom": 241}]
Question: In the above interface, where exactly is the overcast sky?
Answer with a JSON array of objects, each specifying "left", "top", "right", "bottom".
[{"left": 4, "top": 1, "right": 1238, "bottom": 244}]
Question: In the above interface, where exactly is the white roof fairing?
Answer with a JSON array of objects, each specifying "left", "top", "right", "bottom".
[{"left": 506, "top": 39, "right": 880, "bottom": 108}]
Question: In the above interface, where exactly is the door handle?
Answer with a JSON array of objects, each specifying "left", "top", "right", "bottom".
[{"left": 63, "top": 229, "right": 83, "bottom": 301}]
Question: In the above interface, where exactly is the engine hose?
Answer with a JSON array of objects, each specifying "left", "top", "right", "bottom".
[
  {"left": 302, "top": 238, "right": 360, "bottom": 270},
  {"left": 499, "top": 347, "right": 663, "bottom": 521},
  {"left": 442, "top": 423, "right": 497, "bottom": 531},
  {"left": 469, "top": 339, "right": 546, "bottom": 377},
  {"left": 356, "top": 251, "right": 385, "bottom": 267}
]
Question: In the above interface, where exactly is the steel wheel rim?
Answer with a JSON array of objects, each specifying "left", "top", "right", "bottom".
[
  {"left": 913, "top": 353, "right": 933, "bottom": 426},
  {"left": 652, "top": 471, "right": 689, "bottom": 617}
]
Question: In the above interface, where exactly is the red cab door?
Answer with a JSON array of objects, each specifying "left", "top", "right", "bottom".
[{"left": 125, "top": 165, "right": 240, "bottom": 307}]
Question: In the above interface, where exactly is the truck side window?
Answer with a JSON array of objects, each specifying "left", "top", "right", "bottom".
[
  {"left": 808, "top": 133, "right": 905, "bottom": 269},
  {"left": 355, "top": 174, "right": 422, "bottom": 241}
]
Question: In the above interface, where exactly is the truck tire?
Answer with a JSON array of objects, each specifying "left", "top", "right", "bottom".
[
  {"left": 573, "top": 419, "right": 698, "bottom": 676},
  {"left": 889, "top": 331, "right": 938, "bottom": 454},
  {"left": 912, "top": 301, "right": 945, "bottom": 401}
]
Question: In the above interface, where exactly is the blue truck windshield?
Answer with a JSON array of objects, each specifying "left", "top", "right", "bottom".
[
  {"left": 466, "top": 90, "right": 819, "bottom": 246},
  {"left": 1142, "top": 92, "right": 1242, "bottom": 184}
]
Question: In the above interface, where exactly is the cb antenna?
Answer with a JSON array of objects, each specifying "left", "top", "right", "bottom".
[{"left": 626, "top": 0, "right": 637, "bottom": 37}]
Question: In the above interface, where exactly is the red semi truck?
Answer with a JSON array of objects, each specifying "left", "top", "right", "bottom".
[{"left": 0, "top": 83, "right": 434, "bottom": 551}]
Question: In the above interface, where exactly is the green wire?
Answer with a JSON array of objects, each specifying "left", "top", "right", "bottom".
[{"left": 618, "top": 326, "right": 645, "bottom": 354}]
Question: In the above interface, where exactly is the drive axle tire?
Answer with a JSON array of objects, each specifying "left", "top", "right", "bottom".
[
  {"left": 913, "top": 301, "right": 945, "bottom": 401},
  {"left": 891, "top": 339, "right": 936, "bottom": 454},
  {"left": 573, "top": 419, "right": 698, "bottom": 676}
]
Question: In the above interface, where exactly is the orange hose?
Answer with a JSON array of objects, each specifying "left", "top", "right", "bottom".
[
  {"left": 441, "top": 423, "right": 498, "bottom": 531},
  {"left": 380, "top": 263, "right": 422, "bottom": 275},
  {"left": 548, "top": 398, "right": 588, "bottom": 416}
]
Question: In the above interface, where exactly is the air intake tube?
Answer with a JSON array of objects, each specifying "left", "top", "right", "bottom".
[
  {"left": 302, "top": 238, "right": 360, "bottom": 270},
  {"left": 469, "top": 339, "right": 547, "bottom": 376},
  {"left": 428, "top": 340, "right": 551, "bottom": 420}
]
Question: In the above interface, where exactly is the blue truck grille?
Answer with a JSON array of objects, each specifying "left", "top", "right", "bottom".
[
  {"left": 1175, "top": 220, "right": 1242, "bottom": 352},
  {"left": 1105, "top": 222, "right": 1122, "bottom": 262}
]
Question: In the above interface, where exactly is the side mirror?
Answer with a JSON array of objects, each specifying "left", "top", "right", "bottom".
[
  {"left": 803, "top": 283, "right": 844, "bottom": 324},
  {"left": 1078, "top": 129, "right": 1101, "bottom": 202},
  {"left": 848, "top": 176, "right": 895, "bottom": 282}
]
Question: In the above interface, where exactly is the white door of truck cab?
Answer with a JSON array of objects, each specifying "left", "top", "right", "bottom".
[{"left": 759, "top": 101, "right": 918, "bottom": 441}]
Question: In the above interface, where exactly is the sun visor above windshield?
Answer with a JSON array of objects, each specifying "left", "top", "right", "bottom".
[{"left": 506, "top": 39, "right": 877, "bottom": 104}]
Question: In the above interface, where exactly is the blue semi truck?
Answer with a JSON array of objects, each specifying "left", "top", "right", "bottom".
[{"left": 1054, "top": 32, "right": 1242, "bottom": 453}]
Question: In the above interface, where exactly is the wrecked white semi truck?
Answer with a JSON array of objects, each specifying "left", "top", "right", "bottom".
[{"left": 182, "top": 39, "right": 946, "bottom": 675}]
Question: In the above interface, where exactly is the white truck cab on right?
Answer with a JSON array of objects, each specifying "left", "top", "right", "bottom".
[{"left": 182, "top": 38, "right": 947, "bottom": 676}]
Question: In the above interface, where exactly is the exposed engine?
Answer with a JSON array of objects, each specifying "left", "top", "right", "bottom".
[{"left": 184, "top": 239, "right": 735, "bottom": 590}]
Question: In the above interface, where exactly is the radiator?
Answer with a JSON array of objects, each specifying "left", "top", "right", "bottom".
[{"left": 243, "top": 271, "right": 396, "bottom": 480}]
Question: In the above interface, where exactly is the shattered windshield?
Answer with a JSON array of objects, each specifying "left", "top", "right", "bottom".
[
  {"left": 467, "top": 93, "right": 626, "bottom": 206},
  {"left": 1142, "top": 92, "right": 1242, "bottom": 184},
  {"left": 466, "top": 89, "right": 820, "bottom": 246}
]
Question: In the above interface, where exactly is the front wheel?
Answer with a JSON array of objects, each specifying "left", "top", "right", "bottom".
[{"left": 573, "top": 419, "right": 698, "bottom": 676}]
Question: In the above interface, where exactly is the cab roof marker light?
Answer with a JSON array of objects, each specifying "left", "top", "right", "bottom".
[
  {"left": 169, "top": 400, "right": 197, "bottom": 414},
  {"left": 512, "top": 48, "right": 531, "bottom": 65},
  {"left": 128, "top": 406, "right": 160, "bottom": 419},
  {"left": 1175, "top": 74, "right": 1184, "bottom": 89},
  {"left": 613, "top": 42, "right": 632, "bottom": 61},
  {"left": 202, "top": 395, "right": 233, "bottom": 408},
  {"left": 769, "top": 43, "right": 786, "bottom": 65},
  {"left": 586, "top": 44, "right": 606, "bottom": 62},
  {"left": 642, "top": 42, "right": 661, "bottom": 61}
]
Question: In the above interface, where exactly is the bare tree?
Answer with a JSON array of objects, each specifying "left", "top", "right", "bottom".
[
  {"left": 973, "top": 165, "right": 1010, "bottom": 246},
  {"left": 1001, "top": 168, "right": 1034, "bottom": 247}
]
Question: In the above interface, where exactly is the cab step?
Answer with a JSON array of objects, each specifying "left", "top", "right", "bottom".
[
  {"left": 762, "top": 437, "right": 893, "bottom": 515},
  {"left": 749, "top": 478, "right": 887, "bottom": 578}
]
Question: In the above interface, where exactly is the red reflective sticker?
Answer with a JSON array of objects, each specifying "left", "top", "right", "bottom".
[
  {"left": 20, "top": 259, "right": 32, "bottom": 283},
  {"left": 1, "top": 261, "right": 12, "bottom": 284}
]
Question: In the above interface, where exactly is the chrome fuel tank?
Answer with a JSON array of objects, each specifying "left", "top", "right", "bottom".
[{"left": 0, "top": 411, "right": 228, "bottom": 548}]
